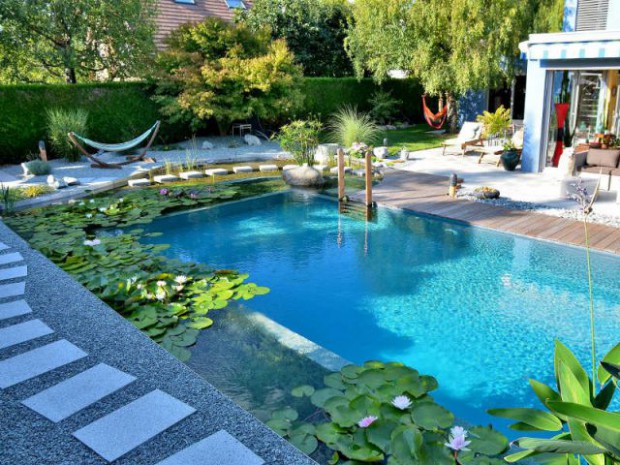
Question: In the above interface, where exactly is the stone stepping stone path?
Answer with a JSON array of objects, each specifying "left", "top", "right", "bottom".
[
  {"left": 22, "top": 363, "right": 136, "bottom": 422},
  {"left": 0, "top": 319, "right": 53, "bottom": 350},
  {"left": 0, "top": 240, "right": 271, "bottom": 465},
  {"left": 0, "top": 300, "right": 32, "bottom": 321},
  {"left": 179, "top": 171, "right": 204, "bottom": 180},
  {"left": 330, "top": 166, "right": 352, "bottom": 174},
  {"left": 258, "top": 164, "right": 278, "bottom": 172},
  {"left": 313, "top": 165, "right": 329, "bottom": 173},
  {"left": 73, "top": 390, "right": 196, "bottom": 462},
  {"left": 128, "top": 178, "right": 151, "bottom": 187},
  {"left": 0, "top": 339, "right": 87, "bottom": 388},
  {"left": 205, "top": 168, "right": 229, "bottom": 176},
  {"left": 282, "top": 164, "right": 298, "bottom": 171},
  {"left": 153, "top": 174, "right": 179, "bottom": 184},
  {"left": 232, "top": 166, "right": 253, "bottom": 174},
  {"left": 156, "top": 430, "right": 264, "bottom": 465}
]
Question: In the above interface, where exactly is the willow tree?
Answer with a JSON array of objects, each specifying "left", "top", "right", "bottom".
[
  {"left": 0, "top": 0, "right": 156, "bottom": 84},
  {"left": 346, "top": 0, "right": 550, "bottom": 131}
]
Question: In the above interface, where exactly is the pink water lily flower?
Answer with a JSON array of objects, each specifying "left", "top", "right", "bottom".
[
  {"left": 391, "top": 395, "right": 412, "bottom": 410},
  {"left": 160, "top": 188, "right": 169, "bottom": 196},
  {"left": 445, "top": 426, "right": 471, "bottom": 451},
  {"left": 357, "top": 416, "right": 378, "bottom": 428}
]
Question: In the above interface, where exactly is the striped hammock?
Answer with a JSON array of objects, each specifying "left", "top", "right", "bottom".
[{"left": 72, "top": 121, "right": 160, "bottom": 153}]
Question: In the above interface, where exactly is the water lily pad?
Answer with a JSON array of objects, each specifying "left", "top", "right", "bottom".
[
  {"left": 468, "top": 427, "right": 509, "bottom": 455},
  {"left": 289, "top": 433, "right": 319, "bottom": 455},
  {"left": 411, "top": 403, "right": 454, "bottom": 430},
  {"left": 311, "top": 388, "right": 343, "bottom": 408},
  {"left": 291, "top": 385, "right": 315, "bottom": 398}
]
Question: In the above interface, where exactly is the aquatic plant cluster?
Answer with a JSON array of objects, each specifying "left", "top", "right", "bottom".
[
  {"left": 6, "top": 185, "right": 270, "bottom": 361},
  {"left": 268, "top": 361, "right": 510, "bottom": 464}
]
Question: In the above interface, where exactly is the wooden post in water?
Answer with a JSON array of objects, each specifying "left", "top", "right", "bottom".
[
  {"left": 365, "top": 151, "right": 373, "bottom": 218},
  {"left": 337, "top": 149, "right": 346, "bottom": 210}
]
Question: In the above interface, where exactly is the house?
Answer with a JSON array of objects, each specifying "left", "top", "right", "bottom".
[
  {"left": 518, "top": 0, "right": 620, "bottom": 172},
  {"left": 155, "top": 0, "right": 252, "bottom": 48}
]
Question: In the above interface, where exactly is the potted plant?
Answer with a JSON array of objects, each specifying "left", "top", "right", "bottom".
[
  {"left": 500, "top": 141, "right": 520, "bottom": 171},
  {"left": 473, "top": 186, "right": 500, "bottom": 199}
]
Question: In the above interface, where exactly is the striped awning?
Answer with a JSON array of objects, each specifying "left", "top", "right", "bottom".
[
  {"left": 528, "top": 41, "right": 620, "bottom": 60},
  {"left": 519, "top": 32, "right": 620, "bottom": 61}
]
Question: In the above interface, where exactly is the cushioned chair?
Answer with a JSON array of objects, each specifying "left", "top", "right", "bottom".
[
  {"left": 575, "top": 148, "right": 620, "bottom": 190},
  {"left": 441, "top": 122, "right": 483, "bottom": 156}
]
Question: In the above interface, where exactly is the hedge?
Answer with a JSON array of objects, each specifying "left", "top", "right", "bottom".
[
  {"left": 0, "top": 82, "right": 189, "bottom": 164},
  {"left": 0, "top": 78, "right": 427, "bottom": 164},
  {"left": 299, "top": 77, "right": 427, "bottom": 122}
]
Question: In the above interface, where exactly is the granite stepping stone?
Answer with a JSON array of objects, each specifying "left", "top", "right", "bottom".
[
  {"left": 205, "top": 168, "right": 228, "bottom": 176},
  {"left": 352, "top": 169, "right": 366, "bottom": 177},
  {"left": 282, "top": 164, "right": 298, "bottom": 171},
  {"left": 232, "top": 166, "right": 253, "bottom": 174},
  {"left": 153, "top": 175, "right": 179, "bottom": 184},
  {"left": 0, "top": 319, "right": 54, "bottom": 350},
  {"left": 22, "top": 363, "right": 136, "bottom": 422},
  {"left": 127, "top": 178, "right": 151, "bottom": 187},
  {"left": 0, "top": 242, "right": 9, "bottom": 251},
  {"left": 179, "top": 171, "right": 204, "bottom": 180},
  {"left": 0, "top": 252, "right": 24, "bottom": 266},
  {"left": 313, "top": 165, "right": 329, "bottom": 173},
  {"left": 156, "top": 430, "right": 265, "bottom": 465},
  {"left": 258, "top": 164, "right": 278, "bottom": 172},
  {"left": 0, "top": 266, "right": 27, "bottom": 281},
  {"left": 0, "top": 340, "right": 87, "bottom": 389},
  {"left": 0, "top": 300, "right": 32, "bottom": 321},
  {"left": 73, "top": 389, "right": 196, "bottom": 462},
  {"left": 0, "top": 282, "right": 25, "bottom": 299}
]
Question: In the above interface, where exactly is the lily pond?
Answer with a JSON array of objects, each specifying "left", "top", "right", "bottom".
[{"left": 139, "top": 191, "right": 620, "bottom": 432}]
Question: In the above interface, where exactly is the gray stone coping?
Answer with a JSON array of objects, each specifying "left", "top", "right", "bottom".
[{"left": 0, "top": 221, "right": 315, "bottom": 465}]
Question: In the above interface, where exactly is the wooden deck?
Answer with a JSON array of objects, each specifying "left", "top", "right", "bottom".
[{"left": 351, "top": 169, "right": 620, "bottom": 255}]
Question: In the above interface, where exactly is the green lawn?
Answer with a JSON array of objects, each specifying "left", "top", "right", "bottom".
[{"left": 378, "top": 125, "right": 450, "bottom": 155}]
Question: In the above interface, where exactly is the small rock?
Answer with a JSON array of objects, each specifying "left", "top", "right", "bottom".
[
  {"left": 259, "top": 164, "right": 278, "bottom": 172},
  {"left": 244, "top": 134, "right": 261, "bottom": 146},
  {"left": 205, "top": 168, "right": 229, "bottom": 176},
  {"left": 282, "top": 164, "right": 298, "bottom": 171},
  {"left": 233, "top": 166, "right": 253, "bottom": 174},
  {"left": 179, "top": 171, "right": 204, "bottom": 180},
  {"left": 282, "top": 166, "right": 324, "bottom": 187},
  {"left": 373, "top": 147, "right": 389, "bottom": 159}
]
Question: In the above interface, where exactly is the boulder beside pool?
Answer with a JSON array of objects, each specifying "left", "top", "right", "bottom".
[{"left": 282, "top": 166, "right": 324, "bottom": 188}]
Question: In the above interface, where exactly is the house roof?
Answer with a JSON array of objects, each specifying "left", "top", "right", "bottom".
[
  {"left": 519, "top": 31, "right": 620, "bottom": 61},
  {"left": 155, "top": 0, "right": 253, "bottom": 48}
]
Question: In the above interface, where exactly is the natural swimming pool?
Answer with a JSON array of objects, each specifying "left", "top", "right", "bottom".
[{"left": 140, "top": 191, "right": 620, "bottom": 431}]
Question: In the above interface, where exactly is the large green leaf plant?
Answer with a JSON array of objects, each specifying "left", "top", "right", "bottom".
[
  {"left": 489, "top": 341, "right": 620, "bottom": 465},
  {"left": 6, "top": 185, "right": 269, "bottom": 361},
  {"left": 268, "top": 361, "right": 510, "bottom": 464}
]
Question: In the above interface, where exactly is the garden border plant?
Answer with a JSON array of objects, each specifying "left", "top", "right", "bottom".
[{"left": 5, "top": 180, "right": 287, "bottom": 361}]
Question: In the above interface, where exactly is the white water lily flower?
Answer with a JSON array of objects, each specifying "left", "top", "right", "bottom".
[
  {"left": 89, "top": 199, "right": 95, "bottom": 203},
  {"left": 79, "top": 202, "right": 85, "bottom": 206},
  {"left": 83, "top": 239, "right": 101, "bottom": 247},
  {"left": 145, "top": 293, "right": 154, "bottom": 300},
  {"left": 98, "top": 207, "right": 106, "bottom": 212},
  {"left": 156, "top": 280, "right": 166, "bottom": 287},
  {"left": 174, "top": 275, "right": 188, "bottom": 284},
  {"left": 174, "top": 285, "right": 184, "bottom": 292},
  {"left": 136, "top": 283, "right": 143, "bottom": 290},
  {"left": 85, "top": 213, "right": 93, "bottom": 219},
  {"left": 391, "top": 395, "right": 412, "bottom": 410},
  {"left": 119, "top": 198, "right": 124, "bottom": 203},
  {"left": 155, "top": 290, "right": 166, "bottom": 301}
]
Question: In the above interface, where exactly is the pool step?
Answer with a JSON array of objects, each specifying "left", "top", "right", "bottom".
[{"left": 340, "top": 201, "right": 375, "bottom": 222}]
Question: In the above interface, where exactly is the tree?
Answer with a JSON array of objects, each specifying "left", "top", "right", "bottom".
[
  {"left": 152, "top": 18, "right": 303, "bottom": 135},
  {"left": 239, "top": 0, "right": 353, "bottom": 77},
  {"left": 0, "top": 0, "right": 156, "bottom": 84},
  {"left": 345, "top": 0, "right": 558, "bottom": 131}
]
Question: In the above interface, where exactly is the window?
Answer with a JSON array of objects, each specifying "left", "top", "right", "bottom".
[
  {"left": 575, "top": 0, "right": 609, "bottom": 31},
  {"left": 225, "top": 0, "right": 246, "bottom": 9},
  {"left": 175, "top": 0, "right": 195, "bottom": 4}
]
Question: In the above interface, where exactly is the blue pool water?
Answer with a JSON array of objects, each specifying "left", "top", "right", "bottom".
[{"left": 141, "top": 191, "right": 620, "bottom": 430}]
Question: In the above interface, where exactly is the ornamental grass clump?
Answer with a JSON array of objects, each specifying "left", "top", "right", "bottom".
[
  {"left": 46, "top": 108, "right": 89, "bottom": 161},
  {"left": 275, "top": 120, "right": 323, "bottom": 166},
  {"left": 329, "top": 106, "right": 379, "bottom": 149},
  {"left": 268, "top": 361, "right": 509, "bottom": 464}
]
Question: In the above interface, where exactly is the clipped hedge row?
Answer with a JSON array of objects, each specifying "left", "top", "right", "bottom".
[
  {"left": 0, "top": 78, "right": 427, "bottom": 164},
  {"left": 0, "top": 82, "right": 189, "bottom": 164},
  {"left": 299, "top": 77, "right": 426, "bottom": 122}
]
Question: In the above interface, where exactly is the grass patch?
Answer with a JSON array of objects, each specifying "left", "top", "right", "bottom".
[{"left": 379, "top": 126, "right": 449, "bottom": 155}]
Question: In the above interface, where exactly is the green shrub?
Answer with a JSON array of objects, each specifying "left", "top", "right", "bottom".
[
  {"left": 275, "top": 120, "right": 322, "bottom": 166},
  {"left": 47, "top": 108, "right": 89, "bottom": 161},
  {"left": 18, "top": 184, "right": 54, "bottom": 199},
  {"left": 476, "top": 105, "right": 511, "bottom": 137},
  {"left": 369, "top": 90, "right": 402, "bottom": 124},
  {"left": 329, "top": 106, "right": 379, "bottom": 148},
  {"left": 24, "top": 159, "right": 51, "bottom": 176},
  {"left": 0, "top": 82, "right": 190, "bottom": 164}
]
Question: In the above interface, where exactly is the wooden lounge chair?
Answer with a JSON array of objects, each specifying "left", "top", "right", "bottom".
[
  {"left": 475, "top": 128, "right": 524, "bottom": 166},
  {"left": 441, "top": 122, "right": 483, "bottom": 156},
  {"left": 68, "top": 121, "right": 160, "bottom": 169}
]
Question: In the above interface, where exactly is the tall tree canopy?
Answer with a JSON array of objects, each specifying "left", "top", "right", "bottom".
[
  {"left": 239, "top": 0, "right": 353, "bottom": 77},
  {"left": 153, "top": 18, "right": 303, "bottom": 135},
  {"left": 0, "top": 0, "right": 156, "bottom": 84},
  {"left": 345, "top": 0, "right": 563, "bottom": 129}
]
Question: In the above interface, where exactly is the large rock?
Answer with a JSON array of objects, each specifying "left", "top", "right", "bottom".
[
  {"left": 282, "top": 166, "right": 325, "bottom": 188},
  {"left": 315, "top": 143, "right": 339, "bottom": 164}
]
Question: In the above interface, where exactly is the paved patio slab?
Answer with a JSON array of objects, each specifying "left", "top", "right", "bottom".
[
  {"left": 22, "top": 363, "right": 136, "bottom": 422},
  {"left": 0, "top": 319, "right": 53, "bottom": 350},
  {"left": 0, "top": 266, "right": 27, "bottom": 281},
  {"left": 0, "top": 282, "right": 25, "bottom": 299},
  {"left": 73, "top": 389, "right": 196, "bottom": 462},
  {"left": 0, "top": 339, "right": 87, "bottom": 389},
  {"left": 0, "top": 300, "right": 32, "bottom": 321},
  {"left": 0, "top": 252, "right": 23, "bottom": 266}
]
